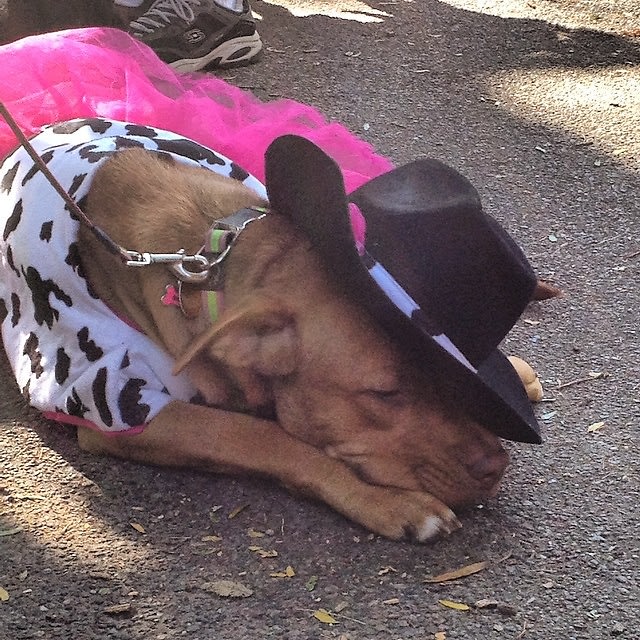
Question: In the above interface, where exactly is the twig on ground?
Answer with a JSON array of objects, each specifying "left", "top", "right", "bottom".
[{"left": 556, "top": 372, "right": 606, "bottom": 390}]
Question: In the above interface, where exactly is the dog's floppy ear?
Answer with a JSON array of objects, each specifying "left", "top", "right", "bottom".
[{"left": 173, "top": 296, "right": 299, "bottom": 380}]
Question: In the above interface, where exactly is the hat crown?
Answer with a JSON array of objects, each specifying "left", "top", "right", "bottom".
[{"left": 351, "top": 159, "right": 536, "bottom": 366}]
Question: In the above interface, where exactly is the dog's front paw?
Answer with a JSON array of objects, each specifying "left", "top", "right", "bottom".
[
  {"left": 415, "top": 511, "right": 462, "bottom": 542},
  {"left": 355, "top": 486, "right": 461, "bottom": 543}
]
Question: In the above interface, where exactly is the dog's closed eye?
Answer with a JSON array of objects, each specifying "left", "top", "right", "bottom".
[
  {"left": 361, "top": 387, "right": 405, "bottom": 408},
  {"left": 367, "top": 388, "right": 400, "bottom": 399}
]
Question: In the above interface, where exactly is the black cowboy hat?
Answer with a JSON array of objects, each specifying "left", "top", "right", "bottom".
[{"left": 264, "top": 135, "right": 541, "bottom": 444}]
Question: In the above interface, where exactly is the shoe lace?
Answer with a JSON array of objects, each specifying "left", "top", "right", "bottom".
[{"left": 130, "top": 0, "right": 202, "bottom": 33}]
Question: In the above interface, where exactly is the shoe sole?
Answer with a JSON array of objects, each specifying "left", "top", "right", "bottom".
[{"left": 169, "top": 32, "right": 263, "bottom": 73}]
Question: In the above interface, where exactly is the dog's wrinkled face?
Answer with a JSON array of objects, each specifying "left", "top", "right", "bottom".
[
  {"left": 271, "top": 293, "right": 509, "bottom": 508},
  {"left": 176, "top": 226, "right": 509, "bottom": 508}
]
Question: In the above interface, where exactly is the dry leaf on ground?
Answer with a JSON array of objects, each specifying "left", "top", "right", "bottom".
[
  {"left": 270, "top": 565, "right": 295, "bottom": 578},
  {"left": 425, "top": 561, "right": 488, "bottom": 583},
  {"left": 587, "top": 421, "right": 606, "bottom": 433},
  {"left": 313, "top": 609, "right": 338, "bottom": 624},
  {"left": 475, "top": 598, "right": 500, "bottom": 609},
  {"left": 438, "top": 599, "right": 470, "bottom": 611},
  {"left": 200, "top": 580, "right": 253, "bottom": 598},
  {"left": 228, "top": 503, "right": 249, "bottom": 519},
  {"left": 248, "top": 545, "right": 278, "bottom": 558},
  {"left": 129, "top": 522, "right": 146, "bottom": 534},
  {"left": 103, "top": 603, "right": 132, "bottom": 615},
  {"left": 0, "top": 587, "right": 9, "bottom": 601},
  {"left": 378, "top": 565, "right": 398, "bottom": 576},
  {"left": 201, "top": 535, "right": 222, "bottom": 543}
]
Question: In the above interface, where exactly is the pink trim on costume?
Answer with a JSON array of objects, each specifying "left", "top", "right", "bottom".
[
  {"left": 43, "top": 411, "right": 146, "bottom": 436},
  {"left": 112, "top": 311, "right": 144, "bottom": 333},
  {"left": 97, "top": 297, "right": 145, "bottom": 333},
  {"left": 0, "top": 28, "right": 393, "bottom": 189}
]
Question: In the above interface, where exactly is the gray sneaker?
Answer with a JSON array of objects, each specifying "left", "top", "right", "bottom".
[{"left": 129, "top": 0, "right": 263, "bottom": 72}]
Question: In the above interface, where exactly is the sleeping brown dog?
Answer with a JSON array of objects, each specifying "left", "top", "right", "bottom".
[{"left": 0, "top": 118, "right": 550, "bottom": 542}]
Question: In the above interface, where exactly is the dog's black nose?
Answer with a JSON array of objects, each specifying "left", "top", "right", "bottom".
[{"left": 466, "top": 448, "right": 509, "bottom": 488}]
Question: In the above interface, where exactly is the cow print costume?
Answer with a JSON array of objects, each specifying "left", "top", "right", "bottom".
[{"left": 0, "top": 118, "right": 267, "bottom": 434}]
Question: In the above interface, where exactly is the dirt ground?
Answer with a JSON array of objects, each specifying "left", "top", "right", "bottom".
[{"left": 1, "top": 1, "right": 639, "bottom": 639}]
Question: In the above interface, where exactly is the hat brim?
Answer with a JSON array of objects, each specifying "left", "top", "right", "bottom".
[{"left": 265, "top": 135, "right": 541, "bottom": 444}]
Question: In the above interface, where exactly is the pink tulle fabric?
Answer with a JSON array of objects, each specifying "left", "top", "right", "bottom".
[{"left": 0, "top": 28, "right": 393, "bottom": 242}]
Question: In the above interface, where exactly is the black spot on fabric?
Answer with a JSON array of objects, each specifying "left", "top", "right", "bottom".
[
  {"left": 66, "top": 387, "right": 89, "bottom": 418},
  {"left": 77, "top": 327, "right": 104, "bottom": 362},
  {"left": 0, "top": 298, "right": 7, "bottom": 323},
  {"left": 1, "top": 161, "right": 19, "bottom": 193},
  {"left": 21, "top": 150, "right": 55, "bottom": 187},
  {"left": 229, "top": 162, "right": 249, "bottom": 182},
  {"left": 68, "top": 173, "right": 87, "bottom": 199},
  {"left": 10, "top": 292, "right": 20, "bottom": 327},
  {"left": 89, "top": 119, "right": 115, "bottom": 134},
  {"left": 125, "top": 124, "right": 158, "bottom": 138},
  {"left": 52, "top": 118, "right": 112, "bottom": 135},
  {"left": 41, "top": 143, "right": 67, "bottom": 154},
  {"left": 65, "top": 242, "right": 84, "bottom": 275},
  {"left": 113, "top": 136, "right": 145, "bottom": 151},
  {"left": 23, "top": 332, "right": 44, "bottom": 378},
  {"left": 92, "top": 367, "right": 113, "bottom": 428},
  {"left": 120, "top": 351, "right": 130, "bottom": 369},
  {"left": 78, "top": 144, "right": 112, "bottom": 163},
  {"left": 66, "top": 142, "right": 86, "bottom": 155},
  {"left": 68, "top": 231, "right": 99, "bottom": 299},
  {"left": 118, "top": 378, "right": 150, "bottom": 426},
  {"left": 55, "top": 347, "right": 71, "bottom": 385},
  {"left": 21, "top": 265, "right": 73, "bottom": 328},
  {"left": 3, "top": 199, "right": 23, "bottom": 240},
  {"left": 155, "top": 138, "right": 225, "bottom": 166},
  {"left": 40, "top": 221, "right": 54, "bottom": 242},
  {"left": 161, "top": 387, "right": 170, "bottom": 395},
  {"left": 21, "top": 164, "right": 38, "bottom": 186},
  {"left": 6, "top": 245, "right": 20, "bottom": 277}
]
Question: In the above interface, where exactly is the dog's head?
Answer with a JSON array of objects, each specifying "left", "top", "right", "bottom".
[{"left": 173, "top": 216, "right": 509, "bottom": 508}]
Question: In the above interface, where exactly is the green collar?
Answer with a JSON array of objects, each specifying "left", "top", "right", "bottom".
[{"left": 162, "top": 207, "right": 269, "bottom": 323}]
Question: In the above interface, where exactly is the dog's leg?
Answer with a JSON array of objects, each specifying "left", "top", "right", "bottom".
[{"left": 77, "top": 401, "right": 460, "bottom": 542}]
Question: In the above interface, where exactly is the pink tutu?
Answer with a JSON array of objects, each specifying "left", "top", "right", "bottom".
[{"left": 0, "top": 27, "right": 392, "bottom": 196}]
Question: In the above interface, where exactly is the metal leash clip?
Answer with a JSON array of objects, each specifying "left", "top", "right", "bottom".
[
  {"left": 125, "top": 250, "right": 212, "bottom": 284},
  {"left": 123, "top": 208, "right": 269, "bottom": 286}
]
